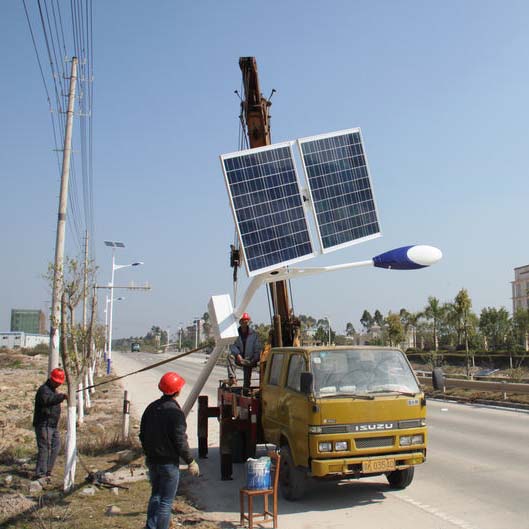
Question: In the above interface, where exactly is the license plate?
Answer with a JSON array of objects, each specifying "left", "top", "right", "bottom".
[{"left": 362, "top": 458, "right": 396, "bottom": 473}]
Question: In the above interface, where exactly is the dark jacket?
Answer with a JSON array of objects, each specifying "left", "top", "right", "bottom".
[
  {"left": 139, "top": 396, "right": 193, "bottom": 465},
  {"left": 33, "top": 380, "right": 66, "bottom": 428},
  {"left": 229, "top": 327, "right": 261, "bottom": 364}
]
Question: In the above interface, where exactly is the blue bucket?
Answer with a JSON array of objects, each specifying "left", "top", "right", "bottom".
[{"left": 246, "top": 456, "right": 271, "bottom": 490}]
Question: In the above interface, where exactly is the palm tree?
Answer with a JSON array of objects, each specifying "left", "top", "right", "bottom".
[
  {"left": 423, "top": 297, "right": 444, "bottom": 351},
  {"left": 453, "top": 289, "right": 473, "bottom": 373},
  {"left": 399, "top": 309, "right": 422, "bottom": 349}
]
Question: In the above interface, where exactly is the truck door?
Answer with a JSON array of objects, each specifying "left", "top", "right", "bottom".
[
  {"left": 279, "top": 353, "right": 310, "bottom": 467},
  {"left": 261, "top": 352, "right": 285, "bottom": 445}
]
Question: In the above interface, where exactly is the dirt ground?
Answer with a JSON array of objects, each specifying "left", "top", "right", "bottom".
[{"left": 0, "top": 351, "right": 226, "bottom": 529}]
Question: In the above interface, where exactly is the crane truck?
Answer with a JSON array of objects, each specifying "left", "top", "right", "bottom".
[{"left": 191, "top": 57, "right": 433, "bottom": 501}]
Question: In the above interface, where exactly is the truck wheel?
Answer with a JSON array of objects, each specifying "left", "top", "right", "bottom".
[
  {"left": 386, "top": 466, "right": 414, "bottom": 489},
  {"left": 279, "top": 445, "right": 307, "bottom": 501}
]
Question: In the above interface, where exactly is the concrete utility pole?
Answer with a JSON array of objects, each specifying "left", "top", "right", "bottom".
[
  {"left": 48, "top": 57, "right": 78, "bottom": 374},
  {"left": 82, "top": 230, "right": 89, "bottom": 330}
]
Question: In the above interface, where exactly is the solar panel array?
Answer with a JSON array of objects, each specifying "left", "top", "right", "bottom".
[
  {"left": 220, "top": 128, "right": 381, "bottom": 276},
  {"left": 298, "top": 129, "right": 381, "bottom": 253},
  {"left": 221, "top": 143, "right": 315, "bottom": 276}
]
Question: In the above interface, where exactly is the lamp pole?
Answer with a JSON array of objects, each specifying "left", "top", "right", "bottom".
[
  {"left": 325, "top": 317, "right": 331, "bottom": 346},
  {"left": 104, "top": 241, "right": 143, "bottom": 374},
  {"left": 104, "top": 295, "right": 124, "bottom": 357},
  {"left": 194, "top": 318, "right": 200, "bottom": 349},
  {"left": 178, "top": 323, "right": 183, "bottom": 351}
]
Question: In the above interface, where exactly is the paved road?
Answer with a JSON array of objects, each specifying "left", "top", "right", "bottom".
[{"left": 112, "top": 350, "right": 529, "bottom": 529}]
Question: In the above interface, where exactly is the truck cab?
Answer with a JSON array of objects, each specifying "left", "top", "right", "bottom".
[{"left": 260, "top": 346, "right": 427, "bottom": 500}]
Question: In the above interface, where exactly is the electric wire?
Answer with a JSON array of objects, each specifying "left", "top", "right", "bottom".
[{"left": 25, "top": 0, "right": 96, "bottom": 257}]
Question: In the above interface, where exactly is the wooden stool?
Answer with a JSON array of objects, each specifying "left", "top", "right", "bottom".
[{"left": 240, "top": 451, "right": 280, "bottom": 529}]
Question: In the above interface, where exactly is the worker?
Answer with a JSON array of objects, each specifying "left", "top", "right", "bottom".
[
  {"left": 140, "top": 371, "right": 200, "bottom": 529},
  {"left": 32, "top": 367, "right": 67, "bottom": 481},
  {"left": 227, "top": 312, "right": 262, "bottom": 388}
]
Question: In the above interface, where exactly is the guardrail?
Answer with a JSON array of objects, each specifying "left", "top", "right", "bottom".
[{"left": 417, "top": 374, "right": 529, "bottom": 396}]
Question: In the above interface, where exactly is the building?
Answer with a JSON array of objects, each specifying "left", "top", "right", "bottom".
[
  {"left": 10, "top": 309, "right": 46, "bottom": 334},
  {"left": 512, "top": 265, "right": 529, "bottom": 313},
  {"left": 0, "top": 332, "right": 48, "bottom": 349}
]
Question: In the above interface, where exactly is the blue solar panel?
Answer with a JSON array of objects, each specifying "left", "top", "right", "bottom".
[
  {"left": 221, "top": 143, "right": 315, "bottom": 276},
  {"left": 298, "top": 129, "right": 381, "bottom": 253}
]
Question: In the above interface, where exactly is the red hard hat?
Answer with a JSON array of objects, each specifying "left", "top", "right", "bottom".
[
  {"left": 50, "top": 368, "right": 65, "bottom": 385},
  {"left": 158, "top": 372, "right": 185, "bottom": 395},
  {"left": 240, "top": 312, "right": 251, "bottom": 321}
]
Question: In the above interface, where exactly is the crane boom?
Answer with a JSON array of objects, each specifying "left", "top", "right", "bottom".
[{"left": 238, "top": 57, "right": 298, "bottom": 347}]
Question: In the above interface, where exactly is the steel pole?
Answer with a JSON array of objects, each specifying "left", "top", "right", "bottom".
[
  {"left": 107, "top": 250, "right": 116, "bottom": 374},
  {"left": 48, "top": 57, "right": 78, "bottom": 374},
  {"left": 104, "top": 295, "right": 109, "bottom": 354}
]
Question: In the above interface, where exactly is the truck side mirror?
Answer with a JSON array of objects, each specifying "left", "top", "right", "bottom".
[{"left": 300, "top": 372, "right": 313, "bottom": 394}]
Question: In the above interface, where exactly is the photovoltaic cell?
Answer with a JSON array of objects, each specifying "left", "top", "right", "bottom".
[
  {"left": 221, "top": 143, "right": 315, "bottom": 276},
  {"left": 298, "top": 129, "right": 381, "bottom": 253}
]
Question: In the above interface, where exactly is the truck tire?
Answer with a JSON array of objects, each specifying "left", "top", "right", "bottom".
[
  {"left": 386, "top": 466, "right": 414, "bottom": 489},
  {"left": 432, "top": 367, "right": 445, "bottom": 391},
  {"left": 279, "top": 445, "right": 307, "bottom": 501}
]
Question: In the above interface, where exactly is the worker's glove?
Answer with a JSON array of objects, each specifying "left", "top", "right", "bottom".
[
  {"left": 188, "top": 460, "right": 200, "bottom": 477},
  {"left": 240, "top": 358, "right": 252, "bottom": 367}
]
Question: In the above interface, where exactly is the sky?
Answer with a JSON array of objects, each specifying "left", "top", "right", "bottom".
[{"left": 1, "top": 1, "right": 528, "bottom": 339}]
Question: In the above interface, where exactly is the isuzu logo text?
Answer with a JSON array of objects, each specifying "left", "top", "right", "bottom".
[{"left": 352, "top": 422, "right": 395, "bottom": 432}]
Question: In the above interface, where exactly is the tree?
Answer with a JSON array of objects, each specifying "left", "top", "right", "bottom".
[
  {"left": 386, "top": 312, "right": 404, "bottom": 347},
  {"left": 202, "top": 311, "right": 212, "bottom": 341},
  {"left": 45, "top": 256, "right": 98, "bottom": 491},
  {"left": 423, "top": 297, "right": 445, "bottom": 351},
  {"left": 479, "top": 307, "right": 511, "bottom": 351},
  {"left": 345, "top": 322, "right": 356, "bottom": 337},
  {"left": 373, "top": 310, "right": 384, "bottom": 327},
  {"left": 400, "top": 310, "right": 422, "bottom": 349},
  {"left": 314, "top": 325, "right": 335, "bottom": 345},
  {"left": 453, "top": 289, "right": 474, "bottom": 374},
  {"left": 360, "top": 310, "right": 373, "bottom": 331},
  {"left": 512, "top": 308, "right": 529, "bottom": 353},
  {"left": 298, "top": 314, "right": 317, "bottom": 343}
]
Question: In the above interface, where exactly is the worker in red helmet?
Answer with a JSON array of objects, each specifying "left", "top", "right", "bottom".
[
  {"left": 32, "top": 368, "right": 67, "bottom": 481},
  {"left": 140, "top": 372, "right": 199, "bottom": 529},
  {"left": 227, "top": 312, "right": 262, "bottom": 388}
]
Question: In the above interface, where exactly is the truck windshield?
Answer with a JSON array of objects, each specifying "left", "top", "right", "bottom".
[{"left": 310, "top": 349, "right": 420, "bottom": 398}]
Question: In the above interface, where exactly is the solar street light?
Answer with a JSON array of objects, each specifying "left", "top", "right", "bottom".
[{"left": 105, "top": 240, "right": 144, "bottom": 374}]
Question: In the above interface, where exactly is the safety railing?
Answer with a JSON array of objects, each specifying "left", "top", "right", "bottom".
[{"left": 417, "top": 374, "right": 529, "bottom": 395}]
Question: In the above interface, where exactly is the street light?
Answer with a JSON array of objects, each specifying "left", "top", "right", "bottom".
[
  {"left": 178, "top": 322, "right": 184, "bottom": 351},
  {"left": 194, "top": 317, "right": 201, "bottom": 349},
  {"left": 104, "top": 240, "right": 143, "bottom": 374},
  {"left": 104, "top": 296, "right": 125, "bottom": 354}
]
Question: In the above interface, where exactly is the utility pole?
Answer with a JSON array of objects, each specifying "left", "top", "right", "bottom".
[
  {"left": 48, "top": 57, "right": 78, "bottom": 374},
  {"left": 82, "top": 230, "right": 89, "bottom": 330}
]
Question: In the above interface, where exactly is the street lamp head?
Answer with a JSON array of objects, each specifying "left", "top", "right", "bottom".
[
  {"left": 373, "top": 245, "right": 442, "bottom": 270},
  {"left": 131, "top": 261, "right": 144, "bottom": 266}
]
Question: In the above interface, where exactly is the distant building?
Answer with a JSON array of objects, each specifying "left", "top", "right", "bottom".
[
  {"left": 512, "top": 265, "right": 529, "bottom": 313},
  {"left": 10, "top": 309, "right": 46, "bottom": 334},
  {"left": 0, "top": 332, "right": 48, "bottom": 349}
]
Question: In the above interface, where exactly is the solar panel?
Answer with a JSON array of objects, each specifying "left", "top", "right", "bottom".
[
  {"left": 298, "top": 128, "right": 381, "bottom": 253},
  {"left": 221, "top": 142, "right": 315, "bottom": 276}
]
